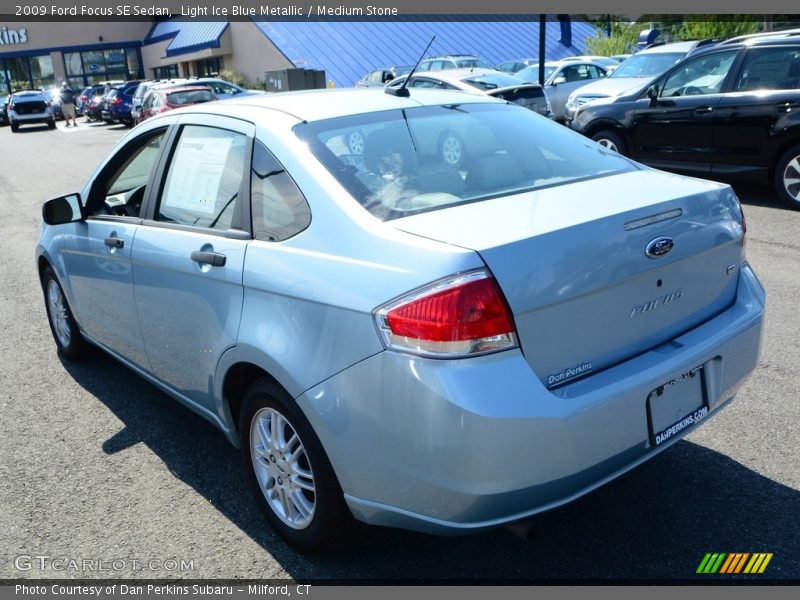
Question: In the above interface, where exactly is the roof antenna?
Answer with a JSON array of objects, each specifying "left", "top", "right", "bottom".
[{"left": 386, "top": 35, "right": 436, "bottom": 97}]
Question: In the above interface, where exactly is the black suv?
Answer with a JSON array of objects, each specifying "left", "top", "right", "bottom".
[{"left": 570, "top": 34, "right": 800, "bottom": 209}]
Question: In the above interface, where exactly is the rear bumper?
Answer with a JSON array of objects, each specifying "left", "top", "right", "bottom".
[
  {"left": 296, "top": 263, "right": 765, "bottom": 534},
  {"left": 10, "top": 111, "right": 53, "bottom": 124}
]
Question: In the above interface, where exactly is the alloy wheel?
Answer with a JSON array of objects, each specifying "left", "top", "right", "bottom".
[{"left": 250, "top": 407, "right": 316, "bottom": 530}]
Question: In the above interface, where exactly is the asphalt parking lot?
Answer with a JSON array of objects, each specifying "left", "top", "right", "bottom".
[{"left": 0, "top": 120, "right": 798, "bottom": 582}]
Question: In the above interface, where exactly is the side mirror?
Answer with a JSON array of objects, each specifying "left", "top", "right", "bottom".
[
  {"left": 647, "top": 84, "right": 660, "bottom": 102},
  {"left": 43, "top": 193, "right": 83, "bottom": 225}
]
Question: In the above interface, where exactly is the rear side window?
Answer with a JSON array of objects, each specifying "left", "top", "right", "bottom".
[
  {"left": 735, "top": 47, "right": 800, "bottom": 91},
  {"left": 157, "top": 125, "right": 247, "bottom": 230},
  {"left": 250, "top": 142, "right": 311, "bottom": 241}
]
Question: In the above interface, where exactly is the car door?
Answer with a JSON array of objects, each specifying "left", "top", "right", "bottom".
[
  {"left": 628, "top": 50, "right": 740, "bottom": 174},
  {"left": 61, "top": 125, "right": 170, "bottom": 370},
  {"left": 132, "top": 114, "right": 253, "bottom": 412},
  {"left": 711, "top": 45, "right": 800, "bottom": 178},
  {"left": 547, "top": 64, "right": 604, "bottom": 120}
]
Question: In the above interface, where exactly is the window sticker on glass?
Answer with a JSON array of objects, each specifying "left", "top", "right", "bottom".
[{"left": 163, "top": 135, "right": 233, "bottom": 215}]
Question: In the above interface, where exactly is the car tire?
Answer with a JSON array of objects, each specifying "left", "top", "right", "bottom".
[
  {"left": 41, "top": 266, "right": 90, "bottom": 360},
  {"left": 347, "top": 130, "right": 365, "bottom": 155},
  {"left": 10, "top": 122, "right": 19, "bottom": 132},
  {"left": 439, "top": 131, "right": 466, "bottom": 167},
  {"left": 48, "top": 120, "right": 56, "bottom": 129},
  {"left": 591, "top": 129, "right": 627, "bottom": 155},
  {"left": 239, "top": 377, "right": 358, "bottom": 553},
  {"left": 775, "top": 145, "right": 800, "bottom": 210}
]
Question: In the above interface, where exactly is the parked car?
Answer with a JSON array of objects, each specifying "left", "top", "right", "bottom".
[
  {"left": 136, "top": 85, "right": 218, "bottom": 124},
  {"left": 181, "top": 77, "right": 262, "bottom": 100},
  {"left": 563, "top": 55, "right": 623, "bottom": 73},
  {"left": 101, "top": 81, "right": 142, "bottom": 127},
  {"left": 7, "top": 89, "right": 55, "bottom": 131},
  {"left": 44, "top": 87, "right": 63, "bottom": 120},
  {"left": 37, "top": 87, "right": 764, "bottom": 552},
  {"left": 569, "top": 35, "right": 800, "bottom": 209},
  {"left": 610, "top": 53, "right": 634, "bottom": 63},
  {"left": 516, "top": 60, "right": 608, "bottom": 121},
  {"left": 386, "top": 68, "right": 554, "bottom": 143},
  {"left": 417, "top": 54, "right": 495, "bottom": 71},
  {"left": 495, "top": 58, "right": 539, "bottom": 73},
  {"left": 563, "top": 40, "right": 717, "bottom": 124},
  {"left": 83, "top": 81, "right": 124, "bottom": 122},
  {"left": 0, "top": 94, "right": 9, "bottom": 126},
  {"left": 355, "top": 66, "right": 412, "bottom": 87}
]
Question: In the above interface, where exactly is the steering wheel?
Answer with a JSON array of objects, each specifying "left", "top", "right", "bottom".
[{"left": 683, "top": 86, "right": 703, "bottom": 96}]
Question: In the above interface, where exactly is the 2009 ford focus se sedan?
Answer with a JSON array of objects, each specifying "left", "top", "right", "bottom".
[{"left": 36, "top": 88, "right": 765, "bottom": 553}]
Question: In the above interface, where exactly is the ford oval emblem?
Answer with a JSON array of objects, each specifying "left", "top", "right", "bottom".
[{"left": 645, "top": 236, "right": 675, "bottom": 259}]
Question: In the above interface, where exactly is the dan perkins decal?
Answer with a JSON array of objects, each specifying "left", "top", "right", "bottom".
[
  {"left": 0, "top": 27, "right": 27, "bottom": 46},
  {"left": 547, "top": 362, "right": 592, "bottom": 387},
  {"left": 654, "top": 406, "right": 708, "bottom": 446}
]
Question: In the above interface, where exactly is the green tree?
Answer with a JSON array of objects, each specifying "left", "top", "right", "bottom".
[
  {"left": 677, "top": 16, "right": 761, "bottom": 41},
  {"left": 585, "top": 20, "right": 640, "bottom": 56}
]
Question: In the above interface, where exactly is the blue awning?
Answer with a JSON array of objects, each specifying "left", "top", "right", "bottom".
[
  {"left": 254, "top": 19, "right": 596, "bottom": 87},
  {"left": 144, "top": 20, "right": 229, "bottom": 57}
]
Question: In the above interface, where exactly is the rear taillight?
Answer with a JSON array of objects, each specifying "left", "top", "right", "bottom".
[
  {"left": 159, "top": 106, "right": 170, "bottom": 113},
  {"left": 112, "top": 97, "right": 123, "bottom": 105},
  {"left": 8, "top": 102, "right": 14, "bottom": 110},
  {"left": 374, "top": 270, "right": 518, "bottom": 357}
]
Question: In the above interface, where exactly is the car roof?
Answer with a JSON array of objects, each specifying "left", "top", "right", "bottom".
[
  {"left": 193, "top": 88, "right": 499, "bottom": 124},
  {"left": 640, "top": 40, "right": 710, "bottom": 54}
]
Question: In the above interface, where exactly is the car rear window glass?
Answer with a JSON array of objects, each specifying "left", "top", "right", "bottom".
[
  {"left": 166, "top": 90, "right": 216, "bottom": 105},
  {"left": 462, "top": 74, "right": 527, "bottom": 90},
  {"left": 735, "top": 47, "right": 800, "bottom": 91},
  {"left": 295, "top": 102, "right": 634, "bottom": 221}
]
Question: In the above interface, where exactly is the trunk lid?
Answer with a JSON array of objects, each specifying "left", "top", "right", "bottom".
[{"left": 392, "top": 170, "right": 744, "bottom": 388}]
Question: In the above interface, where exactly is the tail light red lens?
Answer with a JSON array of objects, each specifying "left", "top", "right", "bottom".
[
  {"left": 375, "top": 270, "right": 518, "bottom": 357},
  {"left": 112, "top": 97, "right": 123, "bottom": 105},
  {"left": 8, "top": 103, "right": 14, "bottom": 110}
]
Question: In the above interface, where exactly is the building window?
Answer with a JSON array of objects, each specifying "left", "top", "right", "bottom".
[
  {"left": 63, "top": 47, "right": 144, "bottom": 87},
  {"left": 153, "top": 65, "right": 179, "bottom": 79},
  {"left": 1, "top": 55, "right": 54, "bottom": 92},
  {"left": 195, "top": 57, "right": 224, "bottom": 77}
]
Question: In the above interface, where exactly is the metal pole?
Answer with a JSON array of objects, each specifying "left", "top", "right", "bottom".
[{"left": 539, "top": 15, "right": 546, "bottom": 86}]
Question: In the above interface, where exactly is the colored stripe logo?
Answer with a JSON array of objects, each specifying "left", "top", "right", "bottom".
[{"left": 697, "top": 553, "right": 773, "bottom": 574}]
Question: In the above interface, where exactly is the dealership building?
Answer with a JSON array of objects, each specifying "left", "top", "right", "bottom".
[{"left": 0, "top": 18, "right": 594, "bottom": 95}]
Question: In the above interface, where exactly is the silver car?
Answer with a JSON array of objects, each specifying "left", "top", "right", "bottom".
[
  {"left": 7, "top": 89, "right": 55, "bottom": 131},
  {"left": 37, "top": 88, "right": 765, "bottom": 553},
  {"left": 516, "top": 60, "right": 608, "bottom": 121}
]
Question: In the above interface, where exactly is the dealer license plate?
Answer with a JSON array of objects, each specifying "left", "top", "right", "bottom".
[{"left": 647, "top": 365, "right": 708, "bottom": 447}]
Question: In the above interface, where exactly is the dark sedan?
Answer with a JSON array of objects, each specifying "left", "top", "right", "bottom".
[
  {"left": 570, "top": 35, "right": 800, "bottom": 209},
  {"left": 0, "top": 95, "right": 9, "bottom": 125}
]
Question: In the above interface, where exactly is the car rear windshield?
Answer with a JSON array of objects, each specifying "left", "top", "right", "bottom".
[
  {"left": 295, "top": 102, "right": 634, "bottom": 221},
  {"left": 461, "top": 73, "right": 529, "bottom": 90},
  {"left": 610, "top": 52, "right": 687, "bottom": 78},
  {"left": 166, "top": 90, "right": 216, "bottom": 105}
]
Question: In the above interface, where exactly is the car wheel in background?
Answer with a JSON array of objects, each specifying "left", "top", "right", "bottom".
[
  {"left": 591, "top": 129, "right": 627, "bottom": 155},
  {"left": 439, "top": 131, "right": 466, "bottom": 167},
  {"left": 347, "top": 130, "right": 365, "bottom": 155},
  {"left": 775, "top": 145, "right": 800, "bottom": 210},
  {"left": 240, "top": 377, "right": 357, "bottom": 553},
  {"left": 48, "top": 120, "right": 56, "bottom": 129},
  {"left": 10, "top": 122, "right": 19, "bottom": 132},
  {"left": 41, "top": 266, "right": 90, "bottom": 360}
]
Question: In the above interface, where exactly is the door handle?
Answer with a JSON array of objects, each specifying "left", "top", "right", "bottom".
[
  {"left": 104, "top": 237, "right": 124, "bottom": 248},
  {"left": 191, "top": 250, "right": 226, "bottom": 267},
  {"left": 777, "top": 101, "right": 800, "bottom": 110},
  {"left": 694, "top": 106, "right": 714, "bottom": 114}
]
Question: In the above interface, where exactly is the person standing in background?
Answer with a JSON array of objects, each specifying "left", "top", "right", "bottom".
[{"left": 59, "top": 82, "right": 78, "bottom": 127}]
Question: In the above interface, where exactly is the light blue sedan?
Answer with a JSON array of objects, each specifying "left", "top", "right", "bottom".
[{"left": 37, "top": 88, "right": 765, "bottom": 553}]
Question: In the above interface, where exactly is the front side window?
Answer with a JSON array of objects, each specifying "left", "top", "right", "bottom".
[
  {"left": 660, "top": 51, "right": 737, "bottom": 97},
  {"left": 89, "top": 129, "right": 167, "bottom": 216},
  {"left": 296, "top": 103, "right": 634, "bottom": 221},
  {"left": 611, "top": 52, "right": 686, "bottom": 79},
  {"left": 157, "top": 126, "right": 247, "bottom": 229}
]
